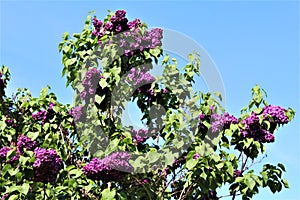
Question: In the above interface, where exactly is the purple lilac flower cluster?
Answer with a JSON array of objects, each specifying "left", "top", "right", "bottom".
[
  {"left": 193, "top": 153, "right": 200, "bottom": 160},
  {"left": 119, "top": 27, "right": 163, "bottom": 57},
  {"left": 1, "top": 136, "right": 63, "bottom": 184},
  {"left": 80, "top": 68, "right": 103, "bottom": 100},
  {"left": 92, "top": 10, "right": 130, "bottom": 37},
  {"left": 198, "top": 112, "right": 238, "bottom": 134},
  {"left": 69, "top": 106, "right": 84, "bottom": 122},
  {"left": 241, "top": 112, "right": 275, "bottom": 143},
  {"left": 5, "top": 115, "right": 15, "bottom": 127},
  {"left": 1, "top": 193, "right": 9, "bottom": 200},
  {"left": 233, "top": 169, "right": 242, "bottom": 178},
  {"left": 131, "top": 129, "right": 149, "bottom": 144},
  {"left": 0, "top": 146, "right": 11, "bottom": 162},
  {"left": 17, "top": 135, "right": 37, "bottom": 154},
  {"left": 82, "top": 152, "right": 133, "bottom": 181},
  {"left": 127, "top": 67, "right": 155, "bottom": 87},
  {"left": 92, "top": 10, "right": 163, "bottom": 57},
  {"left": 127, "top": 67, "right": 156, "bottom": 101},
  {"left": 0, "top": 135, "right": 36, "bottom": 163},
  {"left": 32, "top": 102, "right": 55, "bottom": 125},
  {"left": 211, "top": 113, "right": 238, "bottom": 133},
  {"left": 33, "top": 147, "right": 63, "bottom": 183},
  {"left": 262, "top": 105, "right": 289, "bottom": 125}
]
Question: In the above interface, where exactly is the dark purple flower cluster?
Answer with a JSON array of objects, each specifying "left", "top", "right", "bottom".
[
  {"left": 263, "top": 105, "right": 289, "bottom": 125},
  {"left": 128, "top": 19, "right": 142, "bottom": 29},
  {"left": 92, "top": 10, "right": 130, "bottom": 37},
  {"left": 69, "top": 106, "right": 84, "bottom": 122},
  {"left": 241, "top": 112, "right": 274, "bottom": 143},
  {"left": 17, "top": 135, "right": 37, "bottom": 154},
  {"left": 0, "top": 135, "right": 36, "bottom": 163},
  {"left": 5, "top": 115, "right": 15, "bottom": 127},
  {"left": 172, "top": 155, "right": 186, "bottom": 169},
  {"left": 33, "top": 147, "right": 63, "bottom": 183},
  {"left": 198, "top": 112, "right": 238, "bottom": 133},
  {"left": 80, "top": 68, "right": 103, "bottom": 100},
  {"left": 32, "top": 110, "right": 47, "bottom": 121},
  {"left": 32, "top": 102, "right": 55, "bottom": 125},
  {"left": 82, "top": 152, "right": 133, "bottom": 181},
  {"left": 132, "top": 129, "right": 149, "bottom": 144},
  {"left": 92, "top": 10, "right": 163, "bottom": 57},
  {"left": 233, "top": 169, "right": 242, "bottom": 178}
]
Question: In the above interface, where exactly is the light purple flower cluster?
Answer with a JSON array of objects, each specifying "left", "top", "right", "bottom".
[
  {"left": 126, "top": 67, "right": 157, "bottom": 101},
  {"left": 193, "top": 153, "right": 200, "bottom": 160},
  {"left": 198, "top": 112, "right": 238, "bottom": 134},
  {"left": 33, "top": 147, "right": 63, "bottom": 183},
  {"left": 263, "top": 105, "right": 289, "bottom": 125},
  {"left": 92, "top": 10, "right": 163, "bottom": 57},
  {"left": 132, "top": 129, "right": 149, "bottom": 144},
  {"left": 127, "top": 67, "right": 155, "bottom": 87},
  {"left": 69, "top": 106, "right": 84, "bottom": 122},
  {"left": 241, "top": 112, "right": 275, "bottom": 143},
  {"left": 82, "top": 152, "right": 133, "bottom": 181},
  {"left": 0, "top": 146, "right": 11, "bottom": 162},
  {"left": 1, "top": 193, "right": 9, "bottom": 200},
  {"left": 32, "top": 110, "right": 47, "bottom": 121},
  {"left": 120, "top": 27, "right": 163, "bottom": 57},
  {"left": 80, "top": 68, "right": 103, "bottom": 100},
  {"left": 211, "top": 113, "right": 238, "bottom": 133}
]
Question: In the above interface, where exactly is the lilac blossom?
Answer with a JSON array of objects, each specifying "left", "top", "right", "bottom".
[
  {"left": 69, "top": 106, "right": 84, "bottom": 122},
  {"left": 17, "top": 135, "right": 37, "bottom": 154},
  {"left": 263, "top": 105, "right": 289, "bottom": 125},
  {"left": 82, "top": 152, "right": 133, "bottom": 181},
  {"left": 33, "top": 147, "right": 63, "bottom": 183},
  {"left": 132, "top": 129, "right": 149, "bottom": 144}
]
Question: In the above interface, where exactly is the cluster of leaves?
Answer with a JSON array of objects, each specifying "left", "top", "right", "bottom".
[{"left": 0, "top": 10, "right": 295, "bottom": 200}]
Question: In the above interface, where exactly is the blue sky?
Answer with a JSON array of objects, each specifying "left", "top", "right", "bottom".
[{"left": 1, "top": 1, "right": 299, "bottom": 199}]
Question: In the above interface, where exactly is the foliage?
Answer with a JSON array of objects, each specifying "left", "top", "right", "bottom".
[{"left": 0, "top": 10, "right": 295, "bottom": 200}]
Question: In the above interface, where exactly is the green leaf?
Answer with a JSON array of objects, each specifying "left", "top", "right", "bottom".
[
  {"left": 40, "top": 86, "right": 50, "bottom": 99},
  {"left": 277, "top": 163, "right": 286, "bottom": 172},
  {"left": 101, "top": 188, "right": 116, "bottom": 200},
  {"left": 27, "top": 132, "right": 39, "bottom": 140},
  {"left": 148, "top": 151, "right": 160, "bottom": 163},
  {"left": 282, "top": 179, "right": 289, "bottom": 188},
  {"left": 8, "top": 195, "right": 18, "bottom": 200},
  {"left": 20, "top": 182, "right": 30, "bottom": 194},
  {"left": 186, "top": 159, "right": 197, "bottom": 170},
  {"left": 69, "top": 168, "right": 83, "bottom": 178}
]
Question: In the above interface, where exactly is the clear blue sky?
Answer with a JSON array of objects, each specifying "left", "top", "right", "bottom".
[{"left": 1, "top": 1, "right": 299, "bottom": 199}]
